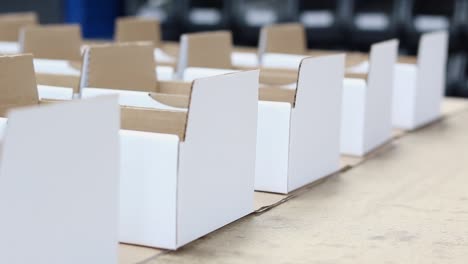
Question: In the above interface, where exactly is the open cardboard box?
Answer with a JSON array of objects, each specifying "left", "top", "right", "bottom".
[
  {"left": 115, "top": 16, "right": 177, "bottom": 66},
  {"left": 348, "top": 31, "right": 449, "bottom": 130},
  {"left": 79, "top": 42, "right": 184, "bottom": 97},
  {"left": 78, "top": 44, "right": 259, "bottom": 248},
  {"left": 148, "top": 54, "right": 346, "bottom": 194},
  {"left": 0, "top": 12, "right": 37, "bottom": 54},
  {"left": 0, "top": 61, "right": 119, "bottom": 263},
  {"left": 255, "top": 54, "right": 345, "bottom": 193},
  {"left": 20, "top": 24, "right": 83, "bottom": 94},
  {"left": 341, "top": 39, "right": 398, "bottom": 156},
  {"left": 0, "top": 54, "right": 73, "bottom": 116}
]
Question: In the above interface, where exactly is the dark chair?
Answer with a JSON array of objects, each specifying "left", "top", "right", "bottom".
[
  {"left": 231, "top": 0, "right": 296, "bottom": 46},
  {"left": 347, "top": 0, "right": 404, "bottom": 51},
  {"left": 179, "top": 0, "right": 230, "bottom": 33},
  {"left": 135, "top": 0, "right": 181, "bottom": 41},
  {"left": 401, "top": 0, "right": 463, "bottom": 53},
  {"left": 295, "top": 0, "right": 352, "bottom": 49}
]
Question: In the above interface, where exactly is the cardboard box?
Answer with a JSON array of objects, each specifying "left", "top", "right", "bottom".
[
  {"left": 0, "top": 93, "right": 119, "bottom": 263},
  {"left": 19, "top": 24, "right": 83, "bottom": 92},
  {"left": 255, "top": 55, "right": 344, "bottom": 194},
  {"left": 341, "top": 40, "right": 398, "bottom": 156},
  {"left": 81, "top": 70, "right": 259, "bottom": 249},
  {"left": 115, "top": 16, "right": 177, "bottom": 66},
  {"left": 392, "top": 31, "right": 448, "bottom": 130},
  {"left": 0, "top": 54, "right": 73, "bottom": 116},
  {"left": 258, "top": 23, "right": 307, "bottom": 57},
  {"left": 116, "top": 17, "right": 161, "bottom": 47},
  {"left": 0, "top": 12, "right": 38, "bottom": 43}
]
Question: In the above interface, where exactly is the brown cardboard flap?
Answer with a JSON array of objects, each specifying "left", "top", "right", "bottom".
[
  {"left": 116, "top": 17, "right": 161, "bottom": 47},
  {"left": 260, "top": 68, "right": 298, "bottom": 86},
  {"left": 345, "top": 72, "right": 368, "bottom": 80},
  {"left": 21, "top": 24, "right": 82, "bottom": 61},
  {"left": 121, "top": 107, "right": 187, "bottom": 139},
  {"left": 82, "top": 42, "right": 158, "bottom": 92},
  {"left": 259, "top": 86, "right": 296, "bottom": 104},
  {"left": 398, "top": 55, "right": 417, "bottom": 65},
  {"left": 182, "top": 31, "right": 233, "bottom": 69},
  {"left": 38, "top": 99, "right": 68, "bottom": 105},
  {"left": 157, "top": 80, "right": 192, "bottom": 94},
  {"left": 36, "top": 73, "right": 80, "bottom": 93},
  {"left": 0, "top": 12, "right": 37, "bottom": 42},
  {"left": 149, "top": 93, "right": 190, "bottom": 108},
  {"left": 0, "top": 54, "right": 39, "bottom": 117},
  {"left": 259, "top": 23, "right": 307, "bottom": 55}
]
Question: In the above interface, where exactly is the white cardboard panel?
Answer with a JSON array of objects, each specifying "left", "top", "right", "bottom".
[
  {"left": 37, "top": 84, "right": 74, "bottom": 100},
  {"left": 340, "top": 78, "right": 367, "bottom": 155},
  {"left": 392, "top": 64, "right": 418, "bottom": 129},
  {"left": 413, "top": 31, "right": 448, "bottom": 128},
  {"left": 341, "top": 40, "right": 398, "bottom": 156},
  {"left": 119, "top": 130, "right": 179, "bottom": 249},
  {"left": 154, "top": 48, "right": 176, "bottom": 64},
  {"left": 255, "top": 101, "right": 292, "bottom": 193},
  {"left": 231, "top": 51, "right": 259, "bottom": 68},
  {"left": 0, "top": 41, "right": 20, "bottom": 54},
  {"left": 183, "top": 67, "right": 238, "bottom": 81},
  {"left": 156, "top": 65, "right": 175, "bottom": 80},
  {"left": 364, "top": 40, "right": 398, "bottom": 153},
  {"left": 0, "top": 96, "right": 120, "bottom": 264},
  {"left": 177, "top": 70, "right": 259, "bottom": 247},
  {"left": 33, "top": 58, "right": 81, "bottom": 76},
  {"left": 261, "top": 53, "right": 307, "bottom": 69},
  {"left": 287, "top": 55, "right": 345, "bottom": 191},
  {"left": 0, "top": 117, "right": 6, "bottom": 140}
]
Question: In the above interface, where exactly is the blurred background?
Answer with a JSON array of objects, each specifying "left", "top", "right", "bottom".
[{"left": 2, "top": 0, "right": 468, "bottom": 97}]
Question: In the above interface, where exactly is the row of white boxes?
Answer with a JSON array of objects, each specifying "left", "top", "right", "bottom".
[{"left": 0, "top": 15, "right": 448, "bottom": 264}]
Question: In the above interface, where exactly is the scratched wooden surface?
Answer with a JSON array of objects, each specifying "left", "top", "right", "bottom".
[{"left": 119, "top": 98, "right": 468, "bottom": 263}]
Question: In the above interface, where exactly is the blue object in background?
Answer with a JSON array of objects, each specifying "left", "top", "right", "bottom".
[{"left": 65, "top": 0, "right": 122, "bottom": 39}]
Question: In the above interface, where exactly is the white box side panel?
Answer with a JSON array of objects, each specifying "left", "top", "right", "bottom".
[
  {"left": 255, "top": 101, "right": 292, "bottom": 193},
  {"left": 340, "top": 78, "right": 367, "bottom": 156},
  {"left": 0, "top": 96, "right": 119, "bottom": 264},
  {"left": 363, "top": 40, "right": 398, "bottom": 154},
  {"left": 119, "top": 130, "right": 179, "bottom": 250},
  {"left": 392, "top": 64, "right": 418, "bottom": 129},
  {"left": 414, "top": 31, "right": 448, "bottom": 127}
]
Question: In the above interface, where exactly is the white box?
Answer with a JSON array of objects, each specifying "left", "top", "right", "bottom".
[
  {"left": 255, "top": 55, "right": 345, "bottom": 194},
  {"left": 392, "top": 31, "right": 448, "bottom": 130},
  {"left": 341, "top": 39, "right": 398, "bottom": 156},
  {"left": 0, "top": 96, "right": 120, "bottom": 264},
  {"left": 83, "top": 70, "right": 259, "bottom": 249}
]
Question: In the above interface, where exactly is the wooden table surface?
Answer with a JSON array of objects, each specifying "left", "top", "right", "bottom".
[{"left": 119, "top": 98, "right": 468, "bottom": 264}]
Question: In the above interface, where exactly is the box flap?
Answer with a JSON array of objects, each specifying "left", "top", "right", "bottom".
[
  {"left": 80, "top": 42, "right": 158, "bottom": 92},
  {"left": 0, "top": 54, "right": 39, "bottom": 116},
  {"left": 0, "top": 12, "right": 37, "bottom": 42},
  {"left": 176, "top": 31, "right": 233, "bottom": 76},
  {"left": 121, "top": 107, "right": 187, "bottom": 139},
  {"left": 116, "top": 17, "right": 161, "bottom": 47},
  {"left": 157, "top": 80, "right": 192, "bottom": 94},
  {"left": 258, "top": 23, "right": 307, "bottom": 56},
  {"left": 20, "top": 24, "right": 82, "bottom": 61}
]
